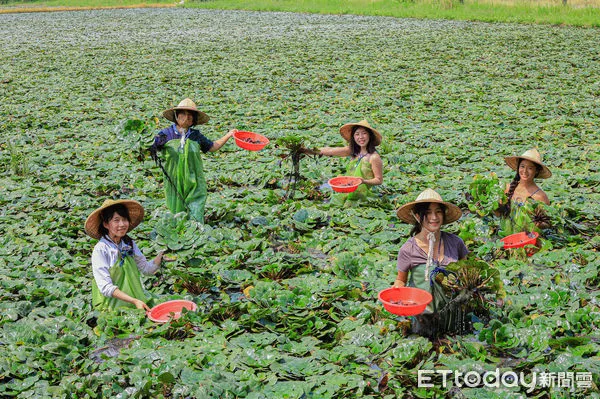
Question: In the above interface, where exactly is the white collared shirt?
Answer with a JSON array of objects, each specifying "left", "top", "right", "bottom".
[{"left": 91, "top": 236, "right": 159, "bottom": 298}]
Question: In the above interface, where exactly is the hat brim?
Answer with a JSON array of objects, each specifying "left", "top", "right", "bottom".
[
  {"left": 504, "top": 156, "right": 552, "bottom": 179},
  {"left": 339, "top": 123, "right": 382, "bottom": 146},
  {"left": 396, "top": 199, "right": 462, "bottom": 225},
  {"left": 84, "top": 200, "right": 145, "bottom": 240},
  {"left": 163, "top": 107, "right": 209, "bottom": 125}
]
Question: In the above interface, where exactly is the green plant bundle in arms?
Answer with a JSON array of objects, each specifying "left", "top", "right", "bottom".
[
  {"left": 441, "top": 256, "right": 506, "bottom": 299},
  {"left": 117, "top": 117, "right": 158, "bottom": 162},
  {"left": 412, "top": 257, "right": 505, "bottom": 338},
  {"left": 498, "top": 200, "right": 552, "bottom": 237},
  {"left": 467, "top": 172, "right": 507, "bottom": 217},
  {"left": 435, "top": 255, "right": 506, "bottom": 329},
  {"left": 529, "top": 202, "right": 551, "bottom": 230},
  {"left": 276, "top": 134, "right": 305, "bottom": 154}
]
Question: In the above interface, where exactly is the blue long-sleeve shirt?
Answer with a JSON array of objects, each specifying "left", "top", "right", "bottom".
[{"left": 154, "top": 124, "right": 213, "bottom": 153}]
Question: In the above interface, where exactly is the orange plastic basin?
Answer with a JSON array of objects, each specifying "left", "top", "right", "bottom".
[
  {"left": 233, "top": 131, "right": 269, "bottom": 151},
  {"left": 378, "top": 287, "right": 432, "bottom": 316},
  {"left": 147, "top": 300, "right": 197, "bottom": 323},
  {"left": 328, "top": 176, "right": 362, "bottom": 193},
  {"left": 500, "top": 231, "right": 538, "bottom": 249}
]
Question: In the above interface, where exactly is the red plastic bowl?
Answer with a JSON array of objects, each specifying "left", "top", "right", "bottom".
[
  {"left": 233, "top": 131, "right": 269, "bottom": 151},
  {"left": 147, "top": 300, "right": 197, "bottom": 323},
  {"left": 500, "top": 231, "right": 539, "bottom": 249},
  {"left": 328, "top": 176, "right": 362, "bottom": 193},
  {"left": 378, "top": 287, "right": 432, "bottom": 316}
]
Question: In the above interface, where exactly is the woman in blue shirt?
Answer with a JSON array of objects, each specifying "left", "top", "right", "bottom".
[{"left": 151, "top": 98, "right": 236, "bottom": 222}]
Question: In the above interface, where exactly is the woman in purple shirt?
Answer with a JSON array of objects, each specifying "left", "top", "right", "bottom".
[{"left": 393, "top": 189, "right": 467, "bottom": 301}]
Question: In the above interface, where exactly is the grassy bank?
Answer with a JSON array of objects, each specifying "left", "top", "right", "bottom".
[
  {"left": 185, "top": 0, "right": 600, "bottom": 26},
  {"left": 0, "top": 0, "right": 173, "bottom": 13},
  {"left": 2, "top": 0, "right": 599, "bottom": 25}
]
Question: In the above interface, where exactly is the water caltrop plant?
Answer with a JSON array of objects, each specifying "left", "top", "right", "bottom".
[
  {"left": 276, "top": 134, "right": 321, "bottom": 200},
  {"left": 440, "top": 256, "right": 506, "bottom": 305},
  {"left": 117, "top": 117, "right": 159, "bottom": 162}
]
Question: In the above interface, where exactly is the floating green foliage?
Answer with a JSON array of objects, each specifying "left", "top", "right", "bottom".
[{"left": 0, "top": 8, "right": 599, "bottom": 398}]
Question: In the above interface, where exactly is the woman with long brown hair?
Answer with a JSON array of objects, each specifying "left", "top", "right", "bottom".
[
  {"left": 504, "top": 148, "right": 551, "bottom": 207},
  {"left": 501, "top": 148, "right": 552, "bottom": 233},
  {"left": 311, "top": 120, "right": 383, "bottom": 206}
]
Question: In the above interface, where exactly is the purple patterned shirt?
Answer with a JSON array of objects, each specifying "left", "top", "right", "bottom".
[{"left": 397, "top": 232, "right": 468, "bottom": 272}]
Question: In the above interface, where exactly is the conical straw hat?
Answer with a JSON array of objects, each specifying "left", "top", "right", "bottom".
[
  {"left": 162, "top": 98, "right": 209, "bottom": 125},
  {"left": 339, "top": 120, "right": 382, "bottom": 146},
  {"left": 504, "top": 148, "right": 551, "bottom": 179},
  {"left": 396, "top": 188, "right": 462, "bottom": 225},
  {"left": 84, "top": 199, "right": 145, "bottom": 240}
]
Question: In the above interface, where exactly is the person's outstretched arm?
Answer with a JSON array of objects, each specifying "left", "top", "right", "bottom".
[
  {"left": 209, "top": 129, "right": 237, "bottom": 152},
  {"left": 318, "top": 146, "right": 352, "bottom": 157}
]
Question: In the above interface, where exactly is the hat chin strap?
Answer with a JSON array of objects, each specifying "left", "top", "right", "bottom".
[
  {"left": 424, "top": 231, "right": 436, "bottom": 283},
  {"left": 411, "top": 210, "right": 436, "bottom": 282},
  {"left": 410, "top": 210, "right": 419, "bottom": 225}
]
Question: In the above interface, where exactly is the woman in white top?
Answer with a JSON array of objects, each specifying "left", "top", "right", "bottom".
[{"left": 85, "top": 199, "right": 163, "bottom": 311}]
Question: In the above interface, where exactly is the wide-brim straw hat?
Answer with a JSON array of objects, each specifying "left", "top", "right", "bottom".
[
  {"left": 84, "top": 199, "right": 145, "bottom": 240},
  {"left": 162, "top": 98, "right": 209, "bottom": 125},
  {"left": 504, "top": 148, "right": 551, "bottom": 179},
  {"left": 396, "top": 188, "right": 462, "bottom": 225},
  {"left": 339, "top": 120, "right": 382, "bottom": 146}
]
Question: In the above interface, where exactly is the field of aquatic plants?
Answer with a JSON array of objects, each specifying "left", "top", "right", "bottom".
[{"left": 1, "top": 8, "right": 599, "bottom": 398}]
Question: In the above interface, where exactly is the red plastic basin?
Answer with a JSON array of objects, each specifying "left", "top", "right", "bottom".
[
  {"left": 328, "top": 176, "right": 362, "bottom": 193},
  {"left": 500, "top": 231, "right": 538, "bottom": 249},
  {"left": 233, "top": 131, "right": 269, "bottom": 151},
  {"left": 378, "top": 287, "right": 432, "bottom": 316},
  {"left": 147, "top": 300, "right": 197, "bottom": 323}
]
